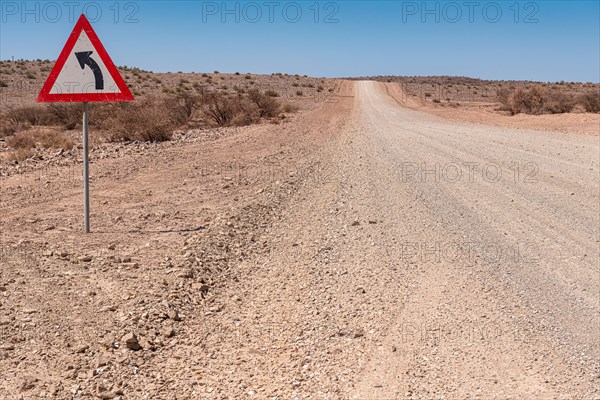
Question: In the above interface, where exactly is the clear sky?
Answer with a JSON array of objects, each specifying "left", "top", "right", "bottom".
[{"left": 1, "top": 1, "right": 599, "bottom": 82}]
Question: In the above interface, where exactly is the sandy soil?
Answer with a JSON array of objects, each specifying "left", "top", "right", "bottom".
[{"left": 1, "top": 81, "right": 599, "bottom": 399}]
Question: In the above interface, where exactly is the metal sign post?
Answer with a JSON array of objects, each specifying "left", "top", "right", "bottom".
[
  {"left": 37, "top": 14, "right": 134, "bottom": 233},
  {"left": 82, "top": 102, "right": 90, "bottom": 233}
]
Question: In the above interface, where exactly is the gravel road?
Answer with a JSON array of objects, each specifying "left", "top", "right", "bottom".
[{"left": 226, "top": 81, "right": 599, "bottom": 398}]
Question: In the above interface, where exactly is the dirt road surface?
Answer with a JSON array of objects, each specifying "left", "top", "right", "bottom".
[{"left": 1, "top": 81, "right": 598, "bottom": 399}]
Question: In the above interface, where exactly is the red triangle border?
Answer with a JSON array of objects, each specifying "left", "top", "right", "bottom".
[{"left": 37, "top": 14, "right": 134, "bottom": 103}]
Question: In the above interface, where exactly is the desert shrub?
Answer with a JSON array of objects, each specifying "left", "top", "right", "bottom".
[
  {"left": 26, "top": 71, "right": 36, "bottom": 79},
  {"left": 5, "top": 106, "right": 51, "bottom": 126},
  {"left": 8, "top": 148, "right": 34, "bottom": 162},
  {"left": 6, "top": 129, "right": 73, "bottom": 150},
  {"left": 283, "top": 103, "right": 300, "bottom": 113},
  {"left": 169, "top": 92, "right": 202, "bottom": 124},
  {"left": 498, "top": 85, "right": 576, "bottom": 115},
  {"left": 247, "top": 89, "right": 281, "bottom": 118},
  {"left": 544, "top": 91, "right": 575, "bottom": 113},
  {"left": 577, "top": 92, "right": 600, "bottom": 113},
  {"left": 37, "top": 130, "right": 74, "bottom": 149},
  {"left": 265, "top": 90, "right": 279, "bottom": 97},
  {"left": 1, "top": 122, "right": 21, "bottom": 137},
  {"left": 47, "top": 103, "right": 82, "bottom": 129},
  {"left": 7, "top": 131, "right": 36, "bottom": 149},
  {"left": 202, "top": 92, "right": 259, "bottom": 127},
  {"left": 0, "top": 80, "right": 7, "bottom": 87},
  {"left": 102, "top": 96, "right": 185, "bottom": 142},
  {"left": 296, "top": 90, "right": 303, "bottom": 96}
]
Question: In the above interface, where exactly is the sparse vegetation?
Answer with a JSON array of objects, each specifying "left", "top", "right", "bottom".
[
  {"left": 577, "top": 91, "right": 600, "bottom": 113},
  {"left": 0, "top": 60, "right": 335, "bottom": 149},
  {"left": 101, "top": 95, "right": 187, "bottom": 142},
  {"left": 497, "top": 85, "right": 584, "bottom": 115},
  {"left": 248, "top": 89, "right": 281, "bottom": 118},
  {"left": 7, "top": 129, "right": 74, "bottom": 150}
]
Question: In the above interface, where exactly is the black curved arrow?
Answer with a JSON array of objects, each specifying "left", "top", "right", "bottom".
[{"left": 75, "top": 51, "right": 104, "bottom": 90}]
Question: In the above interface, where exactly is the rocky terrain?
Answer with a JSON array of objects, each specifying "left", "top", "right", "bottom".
[{"left": 0, "top": 80, "right": 598, "bottom": 399}]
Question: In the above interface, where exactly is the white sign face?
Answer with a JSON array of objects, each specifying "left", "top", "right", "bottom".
[
  {"left": 38, "top": 14, "right": 133, "bottom": 103},
  {"left": 49, "top": 31, "right": 119, "bottom": 95}
]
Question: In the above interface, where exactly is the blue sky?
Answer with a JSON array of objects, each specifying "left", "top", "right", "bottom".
[{"left": 1, "top": 1, "right": 599, "bottom": 82}]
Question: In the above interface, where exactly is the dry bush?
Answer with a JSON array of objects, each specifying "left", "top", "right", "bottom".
[
  {"left": 577, "top": 92, "right": 600, "bottom": 113},
  {"left": 7, "top": 148, "right": 34, "bottom": 162},
  {"left": 230, "top": 99, "right": 260, "bottom": 126},
  {"left": 46, "top": 103, "right": 82, "bottom": 130},
  {"left": 101, "top": 96, "right": 182, "bottom": 142},
  {"left": 169, "top": 92, "right": 202, "bottom": 124},
  {"left": 202, "top": 92, "right": 259, "bottom": 127},
  {"left": 247, "top": 89, "right": 281, "bottom": 118},
  {"left": 6, "top": 129, "right": 73, "bottom": 150},
  {"left": 6, "top": 131, "right": 36, "bottom": 149},
  {"left": 497, "top": 85, "right": 576, "bottom": 115},
  {"left": 1, "top": 121, "right": 29, "bottom": 137},
  {"left": 282, "top": 103, "right": 300, "bottom": 113},
  {"left": 5, "top": 106, "right": 51, "bottom": 126},
  {"left": 36, "top": 130, "right": 75, "bottom": 149}
]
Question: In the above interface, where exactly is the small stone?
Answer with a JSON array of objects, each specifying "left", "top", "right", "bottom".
[
  {"left": 74, "top": 344, "right": 89, "bottom": 354},
  {"left": 199, "top": 284, "right": 210, "bottom": 293},
  {"left": 122, "top": 262, "right": 139, "bottom": 269},
  {"left": 177, "top": 269, "right": 193, "bottom": 278},
  {"left": 97, "top": 392, "right": 117, "bottom": 399},
  {"left": 139, "top": 337, "right": 155, "bottom": 351},
  {"left": 162, "top": 326, "right": 175, "bottom": 338},
  {"left": 21, "top": 376, "right": 37, "bottom": 391},
  {"left": 78, "top": 256, "right": 92, "bottom": 262},
  {"left": 167, "top": 310, "right": 181, "bottom": 321},
  {"left": 351, "top": 331, "right": 364, "bottom": 339},
  {"left": 351, "top": 219, "right": 360, "bottom": 226},
  {"left": 96, "top": 354, "right": 109, "bottom": 368},
  {"left": 122, "top": 332, "right": 141, "bottom": 351}
]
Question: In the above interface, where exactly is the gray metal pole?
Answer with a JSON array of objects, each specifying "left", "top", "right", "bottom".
[{"left": 83, "top": 102, "right": 90, "bottom": 233}]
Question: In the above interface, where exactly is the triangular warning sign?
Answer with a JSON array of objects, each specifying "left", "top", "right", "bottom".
[{"left": 37, "top": 14, "right": 134, "bottom": 103}]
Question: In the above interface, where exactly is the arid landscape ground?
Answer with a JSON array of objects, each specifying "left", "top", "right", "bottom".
[{"left": 0, "top": 60, "right": 599, "bottom": 399}]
